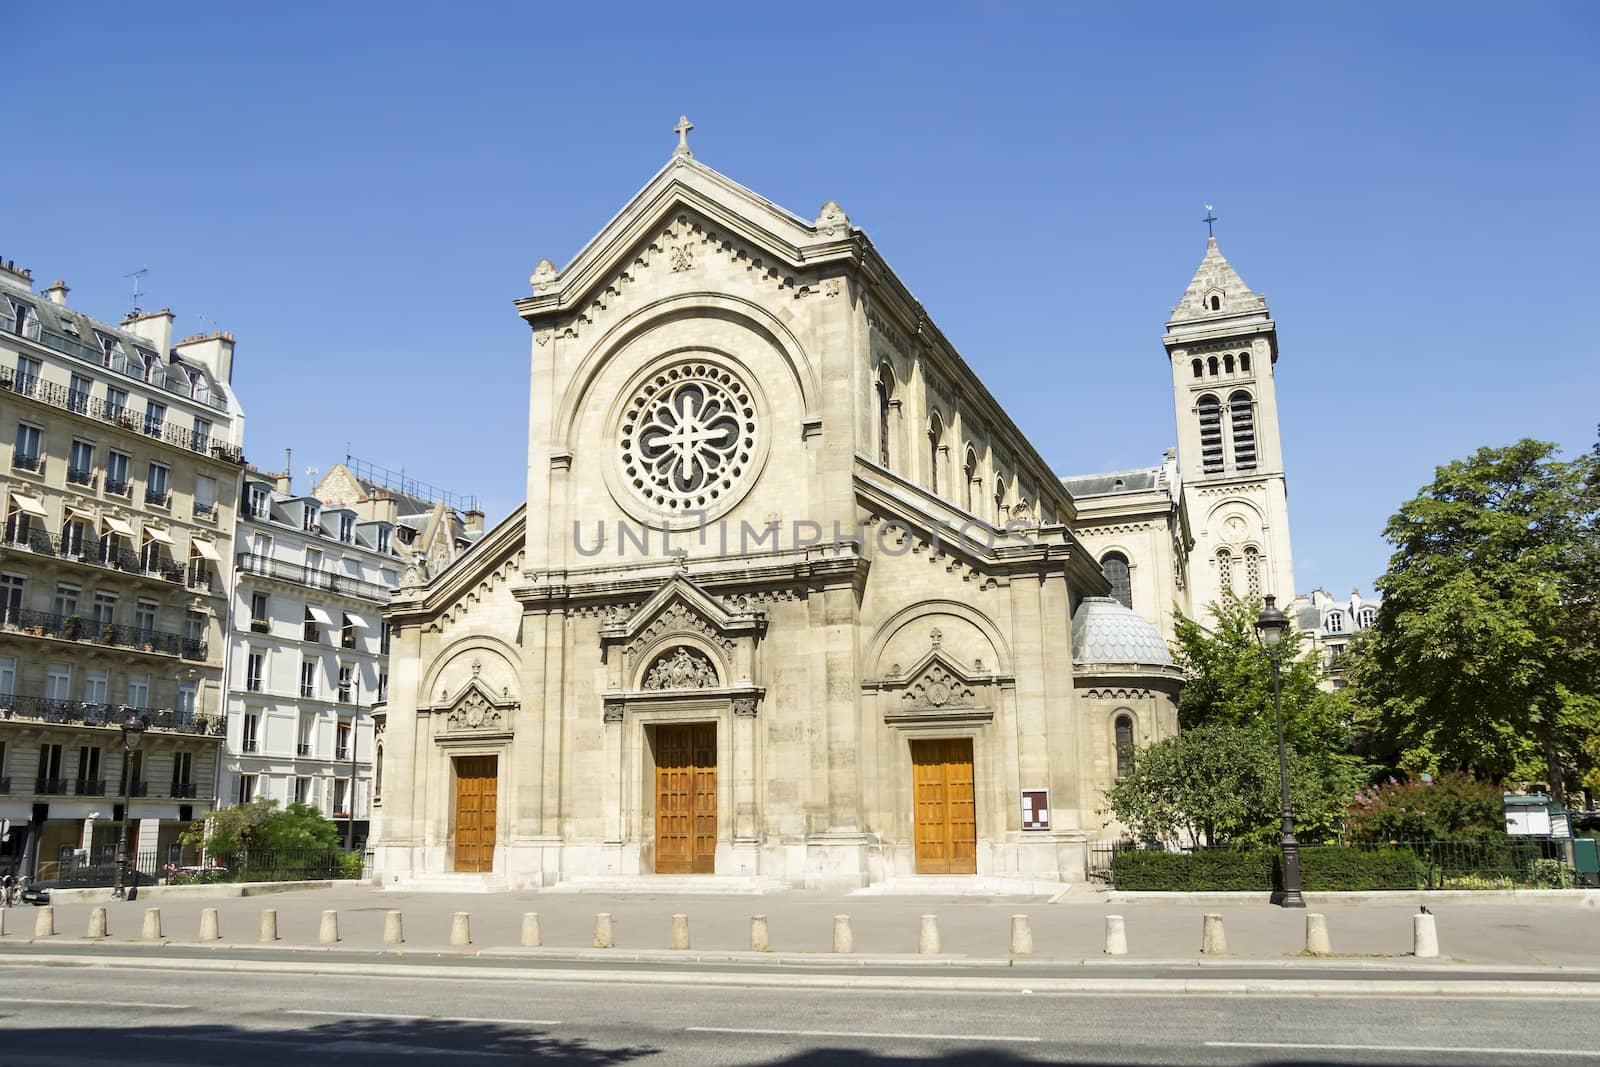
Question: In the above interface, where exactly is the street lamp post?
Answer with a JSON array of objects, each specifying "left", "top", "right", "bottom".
[
  {"left": 1254, "top": 595, "right": 1305, "bottom": 909},
  {"left": 111, "top": 713, "right": 147, "bottom": 901},
  {"left": 345, "top": 677, "right": 359, "bottom": 852}
]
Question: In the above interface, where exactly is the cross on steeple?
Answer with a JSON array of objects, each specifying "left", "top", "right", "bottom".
[
  {"left": 1203, "top": 204, "right": 1218, "bottom": 238},
  {"left": 673, "top": 115, "right": 694, "bottom": 158}
]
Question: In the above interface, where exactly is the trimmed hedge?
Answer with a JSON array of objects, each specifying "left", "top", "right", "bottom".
[{"left": 1112, "top": 846, "right": 1419, "bottom": 892}]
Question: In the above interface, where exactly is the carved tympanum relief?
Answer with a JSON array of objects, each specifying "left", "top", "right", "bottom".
[
  {"left": 445, "top": 689, "right": 503, "bottom": 731},
  {"left": 641, "top": 647, "right": 720, "bottom": 691},
  {"left": 901, "top": 664, "right": 977, "bottom": 710}
]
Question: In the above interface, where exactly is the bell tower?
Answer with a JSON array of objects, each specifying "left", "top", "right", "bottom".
[{"left": 1165, "top": 234, "right": 1296, "bottom": 620}]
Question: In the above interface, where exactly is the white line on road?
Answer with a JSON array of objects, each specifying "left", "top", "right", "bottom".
[
  {"left": 1207, "top": 1041, "right": 1594, "bottom": 1058},
  {"left": 687, "top": 1026, "right": 1039, "bottom": 1044},
  {"left": 11, "top": 997, "right": 191, "bottom": 1010},
  {"left": 285, "top": 1009, "right": 561, "bottom": 1026}
]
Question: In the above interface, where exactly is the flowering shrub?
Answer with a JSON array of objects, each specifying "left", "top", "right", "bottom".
[{"left": 1344, "top": 773, "right": 1505, "bottom": 843}]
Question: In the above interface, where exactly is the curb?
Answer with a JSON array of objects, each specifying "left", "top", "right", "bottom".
[
  {"left": 41, "top": 881, "right": 343, "bottom": 904},
  {"left": 2, "top": 950, "right": 1597, "bottom": 997},
  {"left": 1098, "top": 889, "right": 1600, "bottom": 906}
]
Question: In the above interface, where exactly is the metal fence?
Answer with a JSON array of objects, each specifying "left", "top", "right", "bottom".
[{"left": 42, "top": 848, "right": 359, "bottom": 887}]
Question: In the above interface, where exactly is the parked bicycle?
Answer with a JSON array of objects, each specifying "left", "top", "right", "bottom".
[{"left": 0, "top": 874, "right": 25, "bottom": 907}]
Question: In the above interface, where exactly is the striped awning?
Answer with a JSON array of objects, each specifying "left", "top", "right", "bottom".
[{"left": 8, "top": 492, "right": 46, "bottom": 517}]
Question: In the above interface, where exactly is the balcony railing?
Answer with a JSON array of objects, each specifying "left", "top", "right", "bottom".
[
  {"left": 235, "top": 553, "right": 391, "bottom": 602},
  {"left": 66, "top": 466, "right": 96, "bottom": 488},
  {"left": 126, "top": 781, "right": 149, "bottom": 798},
  {"left": 0, "top": 365, "right": 241, "bottom": 462},
  {"left": 104, "top": 477, "right": 132, "bottom": 497},
  {"left": 242, "top": 740, "right": 259, "bottom": 753},
  {"left": 145, "top": 488, "right": 170, "bottom": 508},
  {"left": 11, "top": 451, "right": 41, "bottom": 472},
  {"left": 4, "top": 320, "right": 230, "bottom": 413},
  {"left": 0, "top": 527, "right": 195, "bottom": 588},
  {"left": 35, "top": 776, "right": 69, "bottom": 794},
  {"left": 297, "top": 743, "right": 312, "bottom": 757},
  {"left": 0, "top": 694, "right": 223, "bottom": 737},
  {"left": 75, "top": 778, "right": 108, "bottom": 796},
  {"left": 170, "top": 782, "right": 198, "bottom": 799},
  {"left": 0, "top": 606, "right": 205, "bottom": 659}
]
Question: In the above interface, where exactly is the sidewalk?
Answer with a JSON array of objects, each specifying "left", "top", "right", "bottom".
[{"left": 7, "top": 884, "right": 1600, "bottom": 969}]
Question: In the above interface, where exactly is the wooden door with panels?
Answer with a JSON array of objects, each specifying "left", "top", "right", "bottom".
[
  {"left": 911, "top": 737, "right": 977, "bottom": 874},
  {"left": 453, "top": 755, "right": 498, "bottom": 873},
  {"left": 654, "top": 723, "right": 717, "bottom": 874}
]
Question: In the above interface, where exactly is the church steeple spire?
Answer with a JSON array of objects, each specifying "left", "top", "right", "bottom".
[{"left": 1169, "top": 236, "right": 1267, "bottom": 324}]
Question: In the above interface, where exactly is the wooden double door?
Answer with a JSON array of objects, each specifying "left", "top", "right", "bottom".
[
  {"left": 453, "top": 755, "right": 498, "bottom": 873},
  {"left": 654, "top": 723, "right": 717, "bottom": 874},
  {"left": 912, "top": 738, "right": 977, "bottom": 874}
]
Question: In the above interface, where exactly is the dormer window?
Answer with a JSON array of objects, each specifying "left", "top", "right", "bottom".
[
  {"left": 96, "top": 331, "right": 125, "bottom": 369},
  {"left": 248, "top": 484, "right": 271, "bottom": 520},
  {"left": 7, "top": 298, "right": 39, "bottom": 340},
  {"left": 339, "top": 514, "right": 355, "bottom": 543},
  {"left": 303, "top": 505, "right": 319, "bottom": 533},
  {"left": 376, "top": 526, "right": 391, "bottom": 553},
  {"left": 1326, "top": 611, "right": 1345, "bottom": 634}
]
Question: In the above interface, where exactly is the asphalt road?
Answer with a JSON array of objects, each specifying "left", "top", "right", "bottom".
[{"left": 2, "top": 960, "right": 1598, "bottom": 1066}]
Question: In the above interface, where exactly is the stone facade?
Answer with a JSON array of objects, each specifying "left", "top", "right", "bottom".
[
  {"left": 0, "top": 263, "right": 244, "bottom": 879},
  {"left": 374, "top": 140, "right": 1293, "bottom": 889}
]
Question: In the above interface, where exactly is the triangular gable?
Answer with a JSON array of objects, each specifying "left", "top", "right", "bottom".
[
  {"left": 516, "top": 155, "right": 854, "bottom": 322},
  {"left": 1169, "top": 236, "right": 1269, "bottom": 322},
  {"left": 602, "top": 573, "right": 764, "bottom": 658}
]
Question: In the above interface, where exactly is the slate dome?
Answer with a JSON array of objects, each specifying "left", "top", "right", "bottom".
[{"left": 1071, "top": 596, "right": 1174, "bottom": 666}]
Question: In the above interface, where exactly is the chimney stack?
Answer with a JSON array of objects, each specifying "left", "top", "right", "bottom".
[
  {"left": 464, "top": 508, "right": 484, "bottom": 535},
  {"left": 45, "top": 280, "right": 69, "bottom": 306}
]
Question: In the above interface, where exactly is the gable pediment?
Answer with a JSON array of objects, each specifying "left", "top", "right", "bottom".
[
  {"left": 431, "top": 678, "right": 519, "bottom": 738},
  {"left": 866, "top": 645, "right": 1009, "bottom": 728},
  {"left": 516, "top": 157, "right": 857, "bottom": 327},
  {"left": 601, "top": 573, "right": 765, "bottom": 659}
]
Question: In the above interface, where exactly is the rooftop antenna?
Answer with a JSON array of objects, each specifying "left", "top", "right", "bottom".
[
  {"left": 1203, "top": 205, "right": 1218, "bottom": 238},
  {"left": 124, "top": 267, "right": 149, "bottom": 314},
  {"left": 305, "top": 465, "right": 321, "bottom": 487}
]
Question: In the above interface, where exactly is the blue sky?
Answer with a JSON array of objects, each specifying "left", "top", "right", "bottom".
[{"left": 10, "top": 3, "right": 1596, "bottom": 593}]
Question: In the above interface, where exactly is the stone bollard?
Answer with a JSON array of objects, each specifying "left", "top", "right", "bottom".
[
  {"left": 384, "top": 910, "right": 404, "bottom": 946},
  {"left": 319, "top": 910, "right": 339, "bottom": 945},
  {"left": 35, "top": 906, "right": 55, "bottom": 938},
  {"left": 259, "top": 908, "right": 278, "bottom": 943},
  {"left": 919, "top": 914, "right": 941, "bottom": 955},
  {"left": 593, "top": 913, "right": 614, "bottom": 949},
  {"left": 1413, "top": 910, "right": 1439, "bottom": 958},
  {"left": 142, "top": 908, "right": 162, "bottom": 941},
  {"left": 87, "top": 906, "right": 108, "bottom": 939},
  {"left": 0, "top": 907, "right": 6, "bottom": 937},
  {"left": 1104, "top": 915, "right": 1128, "bottom": 956},
  {"left": 750, "top": 915, "right": 770, "bottom": 952},
  {"left": 200, "top": 908, "right": 220, "bottom": 941},
  {"left": 833, "top": 914, "right": 853, "bottom": 953},
  {"left": 450, "top": 911, "right": 471, "bottom": 947},
  {"left": 1305, "top": 913, "right": 1332, "bottom": 956},
  {"left": 1010, "top": 914, "right": 1034, "bottom": 956},
  {"left": 670, "top": 913, "right": 690, "bottom": 950},
  {"left": 1201, "top": 913, "right": 1227, "bottom": 955},
  {"left": 520, "top": 912, "right": 540, "bottom": 948}
]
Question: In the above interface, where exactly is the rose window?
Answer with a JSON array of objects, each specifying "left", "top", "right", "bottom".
[{"left": 619, "top": 363, "right": 757, "bottom": 512}]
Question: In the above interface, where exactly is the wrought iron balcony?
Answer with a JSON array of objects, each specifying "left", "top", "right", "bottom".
[
  {"left": 297, "top": 743, "right": 313, "bottom": 757},
  {"left": 75, "top": 778, "right": 108, "bottom": 796},
  {"left": 0, "top": 606, "right": 205, "bottom": 659},
  {"left": 66, "top": 466, "right": 96, "bottom": 487},
  {"left": 145, "top": 488, "right": 170, "bottom": 508},
  {"left": 35, "top": 777, "right": 69, "bottom": 795},
  {"left": 126, "top": 781, "right": 149, "bottom": 798},
  {"left": 0, "top": 693, "right": 223, "bottom": 737},
  {"left": 170, "top": 782, "right": 198, "bottom": 799},
  {"left": 242, "top": 740, "right": 259, "bottom": 753},
  {"left": 235, "top": 553, "right": 391, "bottom": 602},
  {"left": 104, "top": 477, "right": 132, "bottom": 497},
  {"left": 11, "top": 451, "right": 41, "bottom": 472},
  {"left": 0, "top": 526, "right": 196, "bottom": 589},
  {"left": 0, "top": 365, "right": 241, "bottom": 463}
]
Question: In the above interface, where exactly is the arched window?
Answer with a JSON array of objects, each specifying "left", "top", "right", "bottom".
[
  {"left": 1216, "top": 548, "right": 1233, "bottom": 592},
  {"left": 875, "top": 366, "right": 894, "bottom": 467},
  {"left": 1191, "top": 358, "right": 1203, "bottom": 379},
  {"left": 1207, "top": 356, "right": 1219, "bottom": 376},
  {"left": 1197, "top": 394, "right": 1223, "bottom": 473},
  {"left": 963, "top": 447, "right": 978, "bottom": 512},
  {"left": 1326, "top": 611, "right": 1345, "bottom": 634},
  {"left": 1114, "top": 714, "right": 1135, "bottom": 779},
  {"left": 1239, "top": 352, "right": 1251, "bottom": 373},
  {"left": 1229, "top": 391, "right": 1256, "bottom": 470},
  {"left": 374, "top": 744, "right": 384, "bottom": 801},
  {"left": 927, "top": 413, "right": 944, "bottom": 495},
  {"left": 1223, "top": 353, "right": 1235, "bottom": 374},
  {"left": 1243, "top": 546, "right": 1261, "bottom": 597},
  {"left": 993, "top": 474, "right": 1006, "bottom": 523},
  {"left": 1102, "top": 552, "right": 1132, "bottom": 609},
  {"left": 1209, "top": 295, "right": 1221, "bottom": 310}
]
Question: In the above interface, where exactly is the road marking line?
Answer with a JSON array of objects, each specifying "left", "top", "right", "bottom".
[
  {"left": 285, "top": 1009, "right": 561, "bottom": 1026},
  {"left": 1207, "top": 1041, "right": 1594, "bottom": 1058},
  {"left": 687, "top": 1026, "right": 1039, "bottom": 1043},
  {"left": 12, "top": 997, "right": 191, "bottom": 1010}
]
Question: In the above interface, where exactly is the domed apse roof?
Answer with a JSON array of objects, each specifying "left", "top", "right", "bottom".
[{"left": 1071, "top": 597, "right": 1174, "bottom": 667}]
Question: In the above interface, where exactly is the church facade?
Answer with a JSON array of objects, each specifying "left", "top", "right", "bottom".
[{"left": 371, "top": 133, "right": 1295, "bottom": 889}]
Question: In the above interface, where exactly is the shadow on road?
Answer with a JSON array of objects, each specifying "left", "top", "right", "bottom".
[{"left": 0, "top": 1014, "right": 1434, "bottom": 1066}]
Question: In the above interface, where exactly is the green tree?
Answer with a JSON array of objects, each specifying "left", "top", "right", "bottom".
[
  {"left": 182, "top": 799, "right": 342, "bottom": 854},
  {"left": 1102, "top": 722, "right": 1349, "bottom": 847},
  {"left": 1349, "top": 438, "right": 1600, "bottom": 798}
]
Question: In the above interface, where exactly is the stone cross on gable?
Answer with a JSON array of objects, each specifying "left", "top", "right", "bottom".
[{"left": 673, "top": 115, "right": 694, "bottom": 158}]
